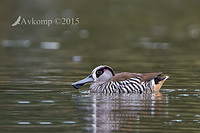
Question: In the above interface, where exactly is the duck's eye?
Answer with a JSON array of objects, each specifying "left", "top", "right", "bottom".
[
  {"left": 96, "top": 70, "right": 103, "bottom": 77},
  {"left": 97, "top": 70, "right": 103, "bottom": 75}
]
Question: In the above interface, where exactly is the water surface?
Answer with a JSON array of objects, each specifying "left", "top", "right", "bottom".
[{"left": 0, "top": 0, "right": 200, "bottom": 133}]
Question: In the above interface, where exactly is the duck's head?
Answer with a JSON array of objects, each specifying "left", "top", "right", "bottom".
[{"left": 72, "top": 65, "right": 115, "bottom": 89}]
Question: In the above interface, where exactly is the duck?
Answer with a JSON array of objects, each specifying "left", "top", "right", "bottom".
[{"left": 72, "top": 65, "right": 169, "bottom": 94}]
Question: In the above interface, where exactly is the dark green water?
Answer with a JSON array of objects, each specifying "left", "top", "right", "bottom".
[{"left": 0, "top": 0, "right": 200, "bottom": 133}]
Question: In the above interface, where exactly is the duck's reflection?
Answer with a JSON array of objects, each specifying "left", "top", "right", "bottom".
[{"left": 76, "top": 92, "right": 167, "bottom": 132}]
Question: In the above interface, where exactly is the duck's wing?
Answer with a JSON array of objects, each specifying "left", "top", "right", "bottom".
[{"left": 110, "top": 72, "right": 162, "bottom": 82}]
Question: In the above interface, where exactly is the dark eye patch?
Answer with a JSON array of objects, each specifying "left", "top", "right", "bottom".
[{"left": 96, "top": 69, "right": 104, "bottom": 78}]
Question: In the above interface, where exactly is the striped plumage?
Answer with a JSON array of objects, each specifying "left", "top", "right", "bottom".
[
  {"left": 90, "top": 77, "right": 155, "bottom": 94},
  {"left": 72, "top": 65, "right": 169, "bottom": 94}
]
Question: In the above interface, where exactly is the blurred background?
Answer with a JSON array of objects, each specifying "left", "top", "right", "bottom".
[
  {"left": 1, "top": 0, "right": 200, "bottom": 72},
  {"left": 0, "top": 0, "right": 200, "bottom": 132}
]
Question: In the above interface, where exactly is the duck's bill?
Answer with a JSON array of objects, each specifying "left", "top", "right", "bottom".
[{"left": 72, "top": 75, "right": 94, "bottom": 89}]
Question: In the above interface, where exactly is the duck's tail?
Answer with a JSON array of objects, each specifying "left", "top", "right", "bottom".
[{"left": 154, "top": 76, "right": 169, "bottom": 92}]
